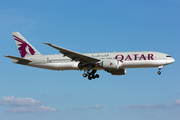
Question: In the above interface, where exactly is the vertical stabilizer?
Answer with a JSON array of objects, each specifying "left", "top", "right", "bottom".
[{"left": 12, "top": 32, "right": 41, "bottom": 58}]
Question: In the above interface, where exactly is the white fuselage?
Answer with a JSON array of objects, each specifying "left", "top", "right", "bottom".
[{"left": 13, "top": 51, "right": 175, "bottom": 71}]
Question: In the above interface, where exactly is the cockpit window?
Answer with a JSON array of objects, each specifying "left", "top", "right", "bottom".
[{"left": 166, "top": 55, "right": 171, "bottom": 57}]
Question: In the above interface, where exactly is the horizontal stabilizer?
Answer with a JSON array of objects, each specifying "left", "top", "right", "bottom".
[{"left": 4, "top": 55, "right": 32, "bottom": 62}]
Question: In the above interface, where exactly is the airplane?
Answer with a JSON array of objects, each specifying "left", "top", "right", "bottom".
[{"left": 5, "top": 32, "right": 175, "bottom": 80}]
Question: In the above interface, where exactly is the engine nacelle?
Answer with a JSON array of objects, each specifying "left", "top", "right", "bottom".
[
  {"left": 99, "top": 60, "right": 126, "bottom": 75},
  {"left": 100, "top": 60, "right": 119, "bottom": 71}
]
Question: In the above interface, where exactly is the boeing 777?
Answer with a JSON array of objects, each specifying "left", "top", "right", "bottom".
[{"left": 5, "top": 32, "right": 175, "bottom": 80}]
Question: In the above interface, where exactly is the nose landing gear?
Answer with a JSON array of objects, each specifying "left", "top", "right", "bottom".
[
  {"left": 157, "top": 66, "right": 163, "bottom": 75},
  {"left": 157, "top": 71, "right": 161, "bottom": 75},
  {"left": 83, "top": 69, "right": 100, "bottom": 80}
]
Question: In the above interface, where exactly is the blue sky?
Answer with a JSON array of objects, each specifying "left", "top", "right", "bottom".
[{"left": 0, "top": 0, "right": 180, "bottom": 120}]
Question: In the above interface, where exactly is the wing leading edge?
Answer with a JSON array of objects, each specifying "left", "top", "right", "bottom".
[{"left": 43, "top": 42, "right": 100, "bottom": 63}]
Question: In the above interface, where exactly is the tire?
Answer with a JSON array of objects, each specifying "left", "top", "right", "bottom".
[
  {"left": 88, "top": 76, "right": 92, "bottom": 80},
  {"left": 83, "top": 73, "right": 87, "bottom": 77},
  {"left": 157, "top": 71, "right": 161, "bottom": 75},
  {"left": 96, "top": 74, "right": 99, "bottom": 78}
]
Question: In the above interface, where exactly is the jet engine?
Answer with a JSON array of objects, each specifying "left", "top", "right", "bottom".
[{"left": 99, "top": 60, "right": 126, "bottom": 75}]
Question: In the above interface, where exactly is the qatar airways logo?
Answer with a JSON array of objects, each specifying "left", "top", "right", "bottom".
[
  {"left": 13, "top": 35, "right": 35, "bottom": 58},
  {"left": 115, "top": 54, "right": 154, "bottom": 63}
]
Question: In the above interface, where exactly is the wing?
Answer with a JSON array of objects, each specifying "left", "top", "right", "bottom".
[{"left": 43, "top": 43, "right": 100, "bottom": 63}]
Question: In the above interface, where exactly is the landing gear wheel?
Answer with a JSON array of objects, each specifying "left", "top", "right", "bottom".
[
  {"left": 158, "top": 71, "right": 161, "bottom": 75},
  {"left": 88, "top": 76, "right": 92, "bottom": 80},
  {"left": 83, "top": 73, "right": 87, "bottom": 77},
  {"left": 92, "top": 75, "right": 96, "bottom": 79},
  {"left": 95, "top": 74, "right": 99, "bottom": 78}
]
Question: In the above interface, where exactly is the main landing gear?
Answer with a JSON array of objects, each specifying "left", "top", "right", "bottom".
[
  {"left": 83, "top": 69, "right": 99, "bottom": 80},
  {"left": 157, "top": 66, "right": 163, "bottom": 75}
]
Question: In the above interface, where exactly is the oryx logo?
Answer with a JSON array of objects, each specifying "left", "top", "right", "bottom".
[
  {"left": 110, "top": 62, "right": 113, "bottom": 66},
  {"left": 13, "top": 35, "right": 35, "bottom": 58}
]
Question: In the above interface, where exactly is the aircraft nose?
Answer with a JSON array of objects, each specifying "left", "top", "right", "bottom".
[
  {"left": 172, "top": 58, "right": 175, "bottom": 63},
  {"left": 167, "top": 58, "right": 175, "bottom": 64}
]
